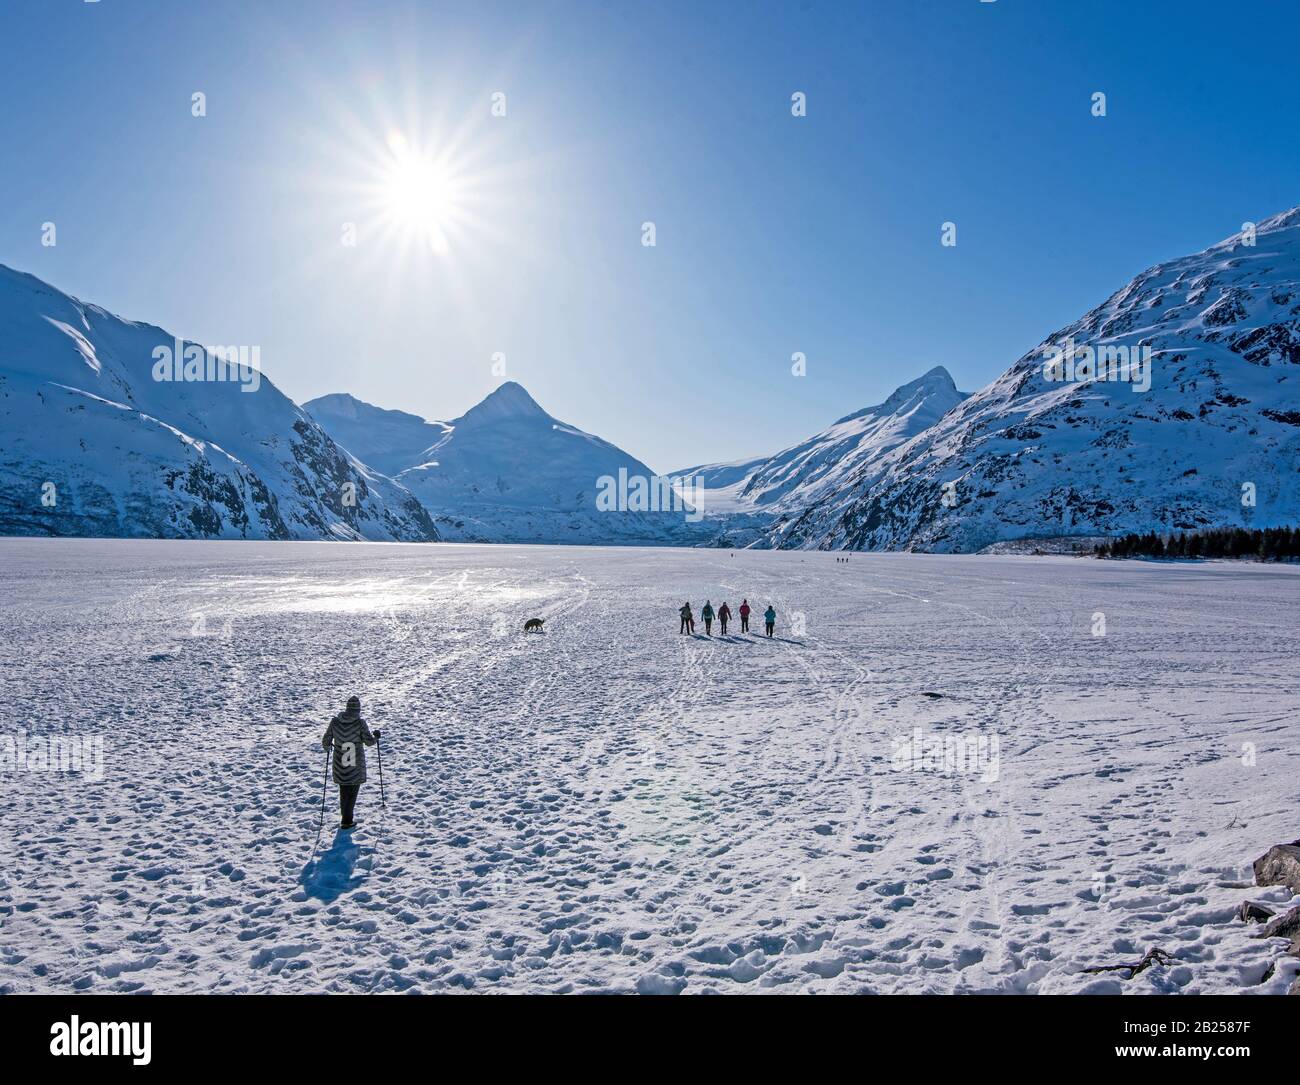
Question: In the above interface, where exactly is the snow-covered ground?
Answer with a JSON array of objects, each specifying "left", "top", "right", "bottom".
[{"left": 2, "top": 539, "right": 1298, "bottom": 994}]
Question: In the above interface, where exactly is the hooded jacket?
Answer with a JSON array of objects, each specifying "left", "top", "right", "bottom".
[{"left": 322, "top": 706, "right": 377, "bottom": 786}]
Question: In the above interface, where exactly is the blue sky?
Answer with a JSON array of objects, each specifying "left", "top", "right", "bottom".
[{"left": 3, "top": 0, "right": 1298, "bottom": 472}]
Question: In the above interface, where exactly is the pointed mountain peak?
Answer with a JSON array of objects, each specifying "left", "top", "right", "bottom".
[
  {"left": 456, "top": 381, "right": 551, "bottom": 426},
  {"left": 881, "top": 365, "right": 961, "bottom": 405},
  {"left": 894, "top": 365, "right": 956, "bottom": 394},
  {"left": 833, "top": 367, "right": 963, "bottom": 426},
  {"left": 917, "top": 364, "right": 955, "bottom": 384}
]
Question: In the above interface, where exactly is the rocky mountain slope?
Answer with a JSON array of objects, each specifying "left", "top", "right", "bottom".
[
  {"left": 0, "top": 266, "right": 438, "bottom": 541},
  {"left": 775, "top": 208, "right": 1300, "bottom": 551}
]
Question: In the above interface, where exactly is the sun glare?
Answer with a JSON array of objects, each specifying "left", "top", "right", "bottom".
[{"left": 377, "top": 132, "right": 464, "bottom": 253}]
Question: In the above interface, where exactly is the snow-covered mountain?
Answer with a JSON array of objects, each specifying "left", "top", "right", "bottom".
[
  {"left": 9, "top": 204, "right": 1297, "bottom": 552},
  {"left": 306, "top": 383, "right": 700, "bottom": 544},
  {"left": 777, "top": 207, "right": 1300, "bottom": 551},
  {"left": 677, "top": 366, "right": 968, "bottom": 529},
  {"left": 0, "top": 265, "right": 438, "bottom": 541},
  {"left": 298, "top": 394, "right": 448, "bottom": 477}
]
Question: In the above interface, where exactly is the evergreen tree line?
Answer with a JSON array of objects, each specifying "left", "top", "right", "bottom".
[{"left": 1096, "top": 526, "right": 1300, "bottom": 560}]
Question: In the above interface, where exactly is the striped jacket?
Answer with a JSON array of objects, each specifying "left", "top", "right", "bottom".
[{"left": 321, "top": 710, "right": 377, "bottom": 786}]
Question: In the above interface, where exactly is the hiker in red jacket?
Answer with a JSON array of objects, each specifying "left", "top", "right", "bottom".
[
  {"left": 718, "top": 601, "right": 732, "bottom": 635},
  {"left": 739, "top": 599, "right": 751, "bottom": 633}
]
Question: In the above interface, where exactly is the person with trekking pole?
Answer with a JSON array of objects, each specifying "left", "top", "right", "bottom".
[{"left": 320, "top": 695, "right": 379, "bottom": 830}]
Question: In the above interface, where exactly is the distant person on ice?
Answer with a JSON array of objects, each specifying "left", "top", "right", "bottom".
[
  {"left": 718, "top": 601, "right": 731, "bottom": 635},
  {"left": 739, "top": 599, "right": 751, "bottom": 633},
  {"left": 702, "top": 600, "right": 715, "bottom": 635},
  {"left": 321, "top": 695, "right": 379, "bottom": 830},
  {"left": 764, "top": 604, "right": 777, "bottom": 638},
  {"left": 679, "top": 602, "right": 694, "bottom": 634}
]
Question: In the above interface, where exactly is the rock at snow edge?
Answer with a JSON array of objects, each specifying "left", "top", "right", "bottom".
[{"left": 1253, "top": 842, "right": 1300, "bottom": 895}]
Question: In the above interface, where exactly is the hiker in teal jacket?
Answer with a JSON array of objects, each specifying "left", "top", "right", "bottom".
[
  {"left": 701, "top": 601, "right": 715, "bottom": 636},
  {"left": 763, "top": 605, "right": 776, "bottom": 638}
]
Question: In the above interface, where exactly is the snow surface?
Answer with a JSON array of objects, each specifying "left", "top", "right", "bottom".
[{"left": 2, "top": 539, "right": 1298, "bottom": 994}]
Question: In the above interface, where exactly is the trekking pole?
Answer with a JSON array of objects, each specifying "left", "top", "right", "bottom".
[
  {"left": 310, "top": 744, "right": 330, "bottom": 863},
  {"left": 376, "top": 733, "right": 386, "bottom": 808}
]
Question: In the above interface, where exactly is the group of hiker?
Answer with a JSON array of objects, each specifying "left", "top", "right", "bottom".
[
  {"left": 679, "top": 598, "right": 777, "bottom": 637},
  {"left": 318, "top": 599, "right": 783, "bottom": 832}
]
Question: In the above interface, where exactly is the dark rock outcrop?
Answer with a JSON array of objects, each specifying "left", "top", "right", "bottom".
[
  {"left": 1254, "top": 842, "right": 1300, "bottom": 895},
  {"left": 1237, "top": 900, "right": 1277, "bottom": 924},
  {"left": 1257, "top": 905, "right": 1300, "bottom": 954}
]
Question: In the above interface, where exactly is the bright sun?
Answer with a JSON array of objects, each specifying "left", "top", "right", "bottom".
[{"left": 378, "top": 133, "right": 463, "bottom": 253}]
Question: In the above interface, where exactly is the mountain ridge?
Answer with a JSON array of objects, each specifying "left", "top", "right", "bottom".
[
  {"left": 675, "top": 365, "right": 969, "bottom": 531},
  {"left": 7, "top": 204, "right": 1298, "bottom": 550},
  {"left": 0, "top": 264, "right": 438, "bottom": 542},
  {"left": 776, "top": 206, "right": 1300, "bottom": 551},
  {"left": 306, "top": 383, "right": 700, "bottom": 545}
]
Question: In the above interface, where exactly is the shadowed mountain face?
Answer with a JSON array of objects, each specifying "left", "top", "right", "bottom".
[
  {"left": 772, "top": 208, "right": 1300, "bottom": 551},
  {"left": 0, "top": 265, "right": 437, "bottom": 541},
  {"left": 299, "top": 393, "right": 448, "bottom": 477},
  {"left": 307, "top": 383, "right": 701, "bottom": 545}
]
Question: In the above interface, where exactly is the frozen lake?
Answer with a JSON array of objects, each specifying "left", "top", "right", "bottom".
[{"left": 2, "top": 538, "right": 1298, "bottom": 993}]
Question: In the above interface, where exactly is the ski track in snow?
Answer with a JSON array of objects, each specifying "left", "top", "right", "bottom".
[{"left": 1, "top": 539, "right": 1299, "bottom": 994}]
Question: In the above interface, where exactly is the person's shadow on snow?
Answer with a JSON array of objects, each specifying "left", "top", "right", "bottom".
[{"left": 301, "top": 830, "right": 364, "bottom": 902}]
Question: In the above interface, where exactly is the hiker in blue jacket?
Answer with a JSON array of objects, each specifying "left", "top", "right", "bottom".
[
  {"left": 764, "top": 604, "right": 777, "bottom": 638},
  {"left": 321, "top": 695, "right": 379, "bottom": 830}
]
